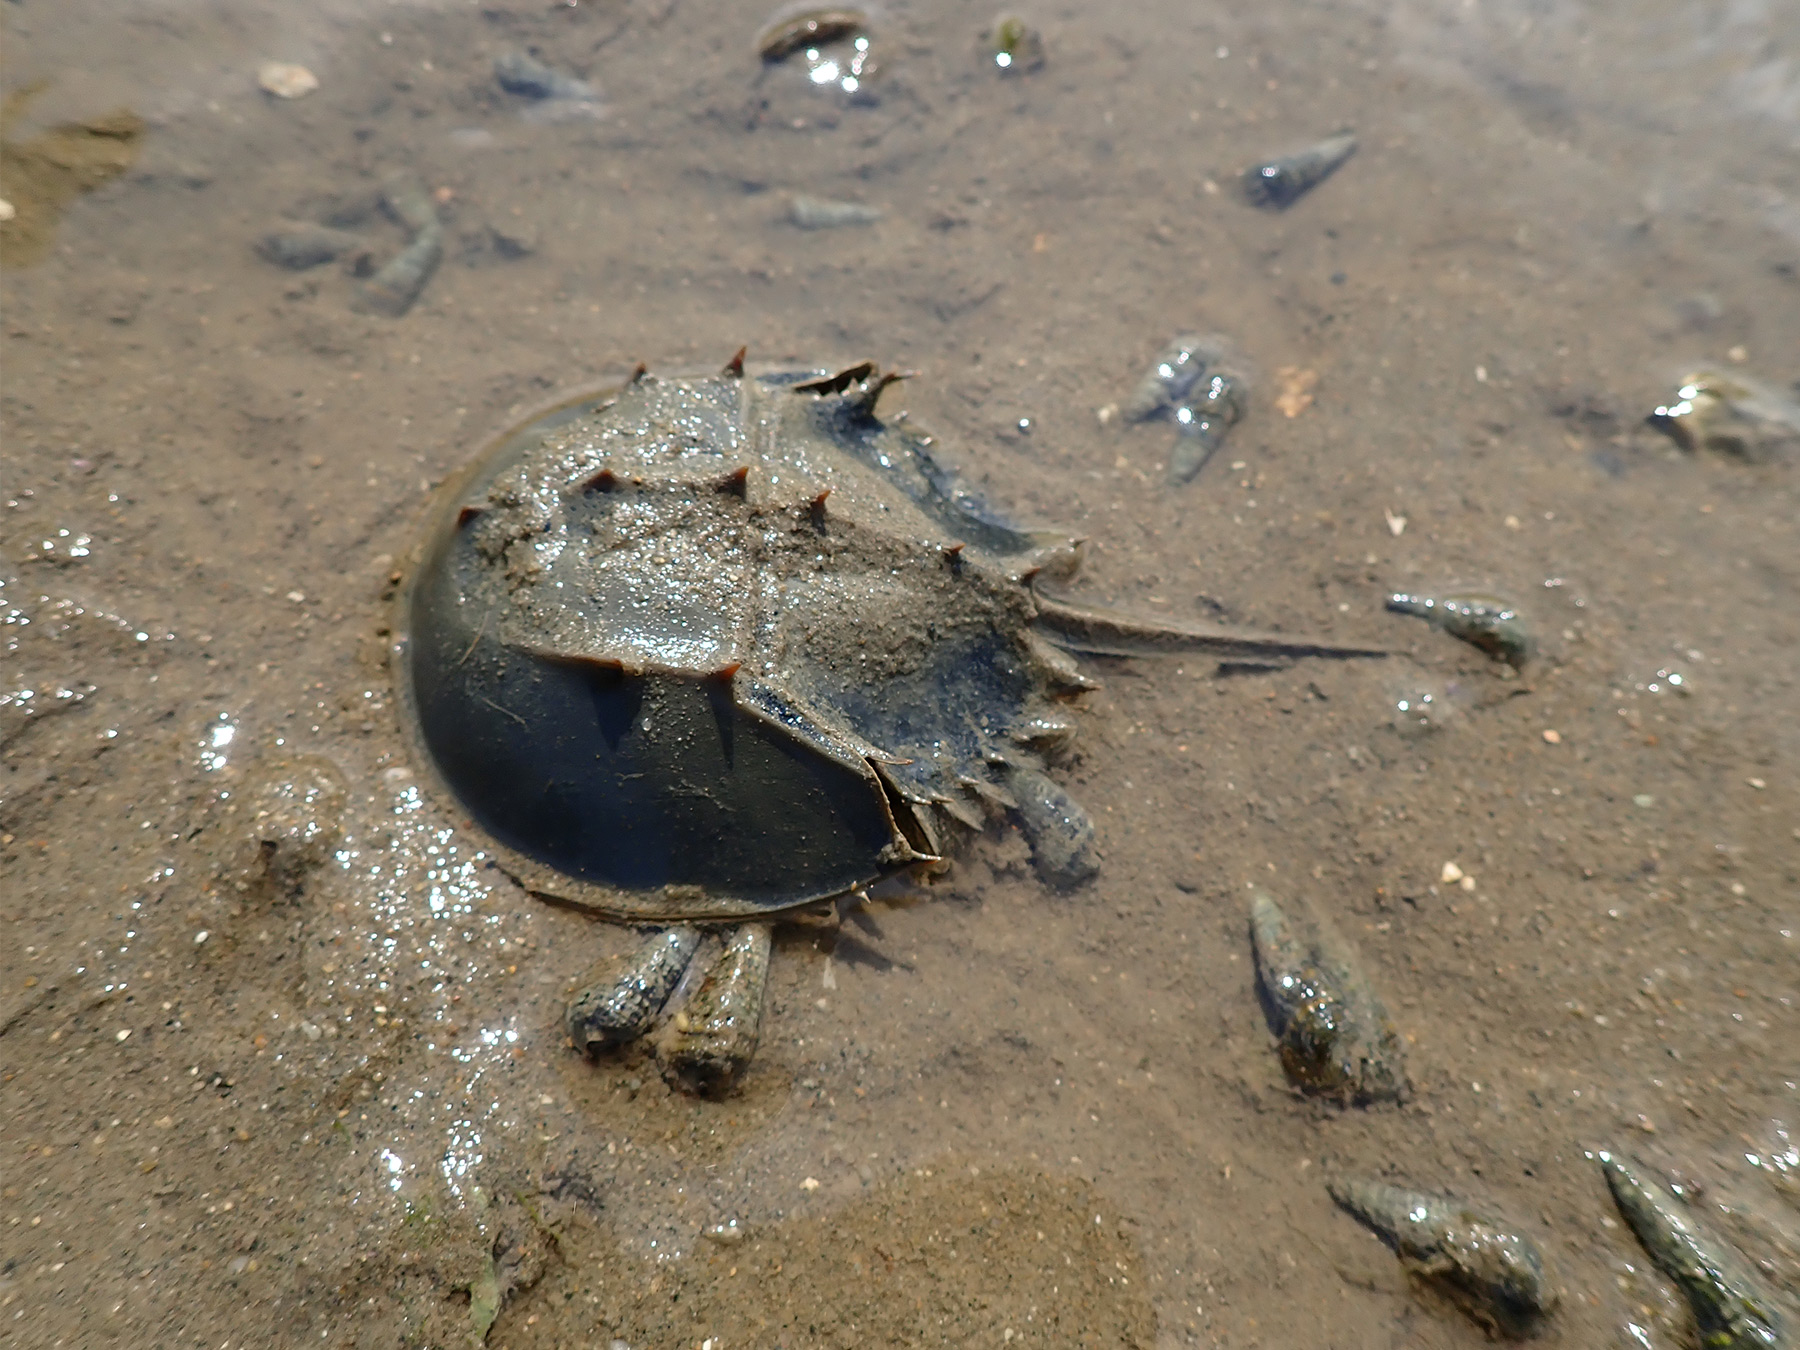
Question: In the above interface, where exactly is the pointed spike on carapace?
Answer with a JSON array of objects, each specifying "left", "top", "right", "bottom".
[
  {"left": 627, "top": 362, "right": 649, "bottom": 384},
  {"left": 793, "top": 361, "right": 877, "bottom": 397},
  {"left": 455, "top": 504, "right": 485, "bottom": 528},
  {"left": 710, "top": 662, "right": 742, "bottom": 681},
  {"left": 722, "top": 346, "right": 746, "bottom": 377},
  {"left": 810, "top": 488, "right": 831, "bottom": 516},
  {"left": 579, "top": 467, "right": 619, "bottom": 493},
  {"left": 843, "top": 369, "right": 908, "bottom": 418},
  {"left": 718, "top": 465, "right": 751, "bottom": 496},
  {"left": 942, "top": 541, "right": 966, "bottom": 567}
]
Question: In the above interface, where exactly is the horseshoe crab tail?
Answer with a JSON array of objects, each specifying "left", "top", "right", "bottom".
[{"left": 1030, "top": 590, "right": 1385, "bottom": 662}]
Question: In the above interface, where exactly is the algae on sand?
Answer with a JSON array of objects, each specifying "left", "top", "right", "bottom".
[{"left": 0, "top": 83, "right": 144, "bottom": 268}]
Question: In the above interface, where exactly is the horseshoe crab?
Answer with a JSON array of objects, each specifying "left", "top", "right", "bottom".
[{"left": 396, "top": 355, "right": 1379, "bottom": 1093}]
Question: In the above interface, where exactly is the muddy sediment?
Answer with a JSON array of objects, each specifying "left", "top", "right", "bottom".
[{"left": 2, "top": 1, "right": 1797, "bottom": 1346}]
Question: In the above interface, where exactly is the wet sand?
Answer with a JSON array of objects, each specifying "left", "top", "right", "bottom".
[{"left": 2, "top": 1, "right": 1797, "bottom": 1346}]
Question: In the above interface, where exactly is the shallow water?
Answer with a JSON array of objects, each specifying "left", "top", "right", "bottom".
[{"left": 2, "top": 1, "right": 1797, "bottom": 1346}]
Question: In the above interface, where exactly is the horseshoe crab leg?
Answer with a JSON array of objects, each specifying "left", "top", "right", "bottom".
[
  {"left": 656, "top": 924, "right": 774, "bottom": 1097},
  {"left": 997, "top": 763, "right": 1100, "bottom": 890},
  {"left": 567, "top": 926, "right": 703, "bottom": 1053},
  {"left": 1029, "top": 591, "right": 1385, "bottom": 662}
]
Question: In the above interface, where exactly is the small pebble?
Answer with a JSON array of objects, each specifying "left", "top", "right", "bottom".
[
  {"left": 0, "top": 198, "right": 15, "bottom": 222},
  {"left": 484, "top": 222, "right": 537, "bottom": 259},
  {"left": 1541, "top": 729, "right": 1561, "bottom": 744},
  {"left": 788, "top": 194, "right": 882, "bottom": 229},
  {"left": 492, "top": 49, "right": 598, "bottom": 102},
  {"left": 258, "top": 62, "right": 319, "bottom": 99},
  {"left": 255, "top": 224, "right": 369, "bottom": 271},
  {"left": 448, "top": 127, "right": 500, "bottom": 151},
  {"left": 1440, "top": 861, "right": 1464, "bottom": 884},
  {"left": 800, "top": 1176, "right": 821, "bottom": 1191},
  {"left": 1633, "top": 794, "right": 1655, "bottom": 808},
  {"left": 1273, "top": 365, "right": 1318, "bottom": 418}
]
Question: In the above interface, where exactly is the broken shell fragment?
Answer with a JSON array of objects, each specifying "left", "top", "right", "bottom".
[
  {"left": 754, "top": 3, "right": 879, "bottom": 97},
  {"left": 702, "top": 1219, "right": 748, "bottom": 1246},
  {"left": 1598, "top": 1152, "right": 1788, "bottom": 1350},
  {"left": 1243, "top": 132, "right": 1356, "bottom": 209},
  {"left": 568, "top": 926, "right": 703, "bottom": 1052},
  {"left": 1329, "top": 1177, "right": 1560, "bottom": 1338},
  {"left": 657, "top": 925, "right": 773, "bottom": 1096},
  {"left": 1249, "top": 888, "right": 1407, "bottom": 1104},
  {"left": 1647, "top": 371, "right": 1800, "bottom": 463},
  {"left": 756, "top": 5, "right": 869, "bottom": 61},
  {"left": 1386, "top": 592, "right": 1533, "bottom": 667},
  {"left": 258, "top": 62, "right": 319, "bottom": 100}
]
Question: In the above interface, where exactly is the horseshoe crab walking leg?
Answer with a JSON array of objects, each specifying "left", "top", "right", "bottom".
[
  {"left": 999, "top": 763, "right": 1100, "bottom": 889},
  {"left": 567, "top": 926, "right": 703, "bottom": 1054},
  {"left": 657, "top": 924, "right": 774, "bottom": 1097}
]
